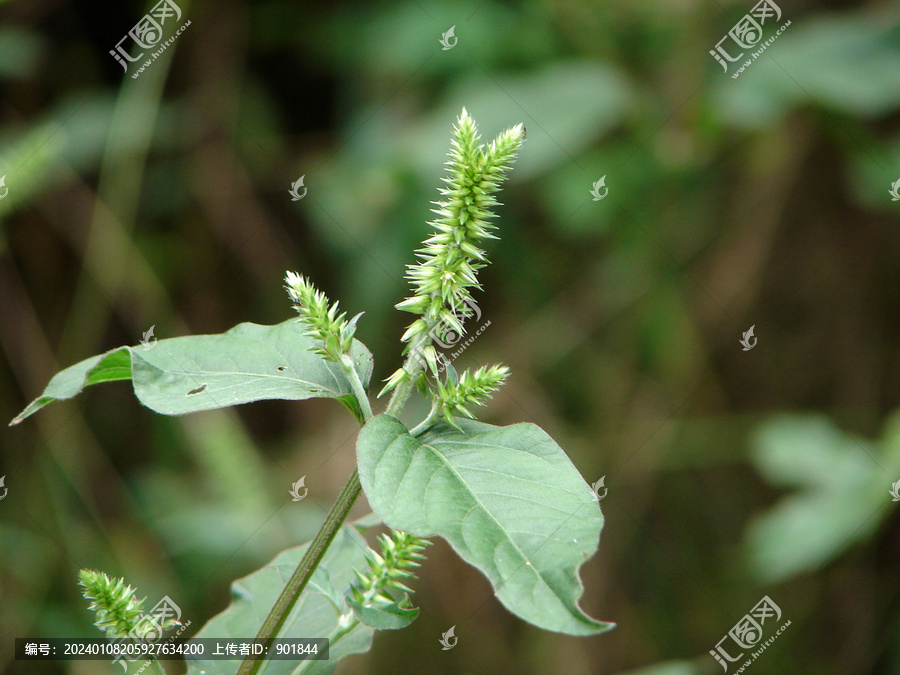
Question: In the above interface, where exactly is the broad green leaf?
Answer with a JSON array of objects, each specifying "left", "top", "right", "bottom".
[
  {"left": 744, "top": 415, "right": 894, "bottom": 583},
  {"left": 11, "top": 320, "right": 373, "bottom": 425},
  {"left": 356, "top": 415, "right": 614, "bottom": 636},
  {"left": 187, "top": 517, "right": 380, "bottom": 675},
  {"left": 307, "top": 567, "right": 344, "bottom": 613}
]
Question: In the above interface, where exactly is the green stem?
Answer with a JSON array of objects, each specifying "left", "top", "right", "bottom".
[
  {"left": 385, "top": 331, "right": 431, "bottom": 418},
  {"left": 293, "top": 616, "right": 359, "bottom": 675},
  {"left": 237, "top": 470, "right": 363, "bottom": 675},
  {"left": 239, "top": 331, "right": 431, "bottom": 675},
  {"left": 342, "top": 355, "right": 373, "bottom": 422},
  {"left": 149, "top": 658, "right": 166, "bottom": 675},
  {"left": 409, "top": 400, "right": 440, "bottom": 436}
]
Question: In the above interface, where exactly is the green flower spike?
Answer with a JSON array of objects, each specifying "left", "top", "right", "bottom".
[
  {"left": 432, "top": 364, "right": 509, "bottom": 428},
  {"left": 383, "top": 108, "right": 524, "bottom": 395},
  {"left": 78, "top": 569, "right": 157, "bottom": 639},
  {"left": 285, "top": 271, "right": 362, "bottom": 364},
  {"left": 350, "top": 530, "right": 429, "bottom": 603},
  {"left": 343, "top": 530, "right": 430, "bottom": 629}
]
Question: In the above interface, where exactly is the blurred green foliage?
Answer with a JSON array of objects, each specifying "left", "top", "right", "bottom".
[
  {"left": 745, "top": 413, "right": 900, "bottom": 584},
  {"left": 1, "top": 0, "right": 900, "bottom": 673}
]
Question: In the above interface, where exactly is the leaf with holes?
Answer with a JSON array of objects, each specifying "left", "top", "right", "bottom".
[
  {"left": 356, "top": 414, "right": 614, "bottom": 636},
  {"left": 10, "top": 320, "right": 373, "bottom": 425}
]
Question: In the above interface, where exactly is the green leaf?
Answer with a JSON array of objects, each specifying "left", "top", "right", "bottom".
[
  {"left": 713, "top": 14, "right": 900, "bottom": 127},
  {"left": 307, "top": 566, "right": 344, "bottom": 613},
  {"left": 186, "top": 517, "right": 380, "bottom": 675},
  {"left": 744, "top": 415, "right": 895, "bottom": 584},
  {"left": 11, "top": 320, "right": 373, "bottom": 425},
  {"left": 356, "top": 415, "right": 614, "bottom": 636},
  {"left": 11, "top": 349, "right": 133, "bottom": 424},
  {"left": 345, "top": 595, "right": 419, "bottom": 630},
  {"left": 411, "top": 62, "right": 633, "bottom": 183}
]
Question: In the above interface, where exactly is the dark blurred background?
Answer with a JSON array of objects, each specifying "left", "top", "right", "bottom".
[{"left": 2, "top": 0, "right": 900, "bottom": 673}]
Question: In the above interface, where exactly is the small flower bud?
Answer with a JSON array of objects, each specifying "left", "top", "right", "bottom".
[
  {"left": 285, "top": 271, "right": 359, "bottom": 363},
  {"left": 431, "top": 364, "right": 510, "bottom": 428},
  {"left": 348, "top": 530, "right": 430, "bottom": 610}
]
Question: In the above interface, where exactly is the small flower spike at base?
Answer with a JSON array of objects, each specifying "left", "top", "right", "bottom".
[
  {"left": 349, "top": 530, "right": 429, "bottom": 609},
  {"left": 78, "top": 569, "right": 178, "bottom": 640},
  {"left": 410, "top": 363, "right": 510, "bottom": 434},
  {"left": 78, "top": 570, "right": 147, "bottom": 639}
]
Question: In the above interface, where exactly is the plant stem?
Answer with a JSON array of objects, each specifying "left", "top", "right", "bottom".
[
  {"left": 409, "top": 401, "right": 440, "bottom": 436},
  {"left": 293, "top": 616, "right": 359, "bottom": 675},
  {"left": 385, "top": 331, "right": 431, "bottom": 418},
  {"left": 239, "top": 330, "right": 432, "bottom": 675},
  {"left": 342, "top": 355, "right": 373, "bottom": 422},
  {"left": 237, "top": 470, "right": 363, "bottom": 675},
  {"left": 149, "top": 658, "right": 166, "bottom": 675}
]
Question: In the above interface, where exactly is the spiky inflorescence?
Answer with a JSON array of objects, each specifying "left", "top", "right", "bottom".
[
  {"left": 78, "top": 570, "right": 148, "bottom": 639},
  {"left": 349, "top": 530, "right": 429, "bottom": 609},
  {"left": 432, "top": 364, "right": 509, "bottom": 427},
  {"left": 396, "top": 109, "right": 523, "bottom": 338},
  {"left": 285, "top": 271, "right": 361, "bottom": 363},
  {"left": 383, "top": 109, "right": 523, "bottom": 394}
]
